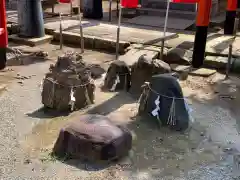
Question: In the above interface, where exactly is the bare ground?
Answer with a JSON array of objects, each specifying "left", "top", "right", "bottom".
[{"left": 1, "top": 43, "right": 240, "bottom": 179}]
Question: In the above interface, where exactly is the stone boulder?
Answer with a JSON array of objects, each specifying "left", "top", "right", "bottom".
[
  {"left": 163, "top": 48, "right": 192, "bottom": 65},
  {"left": 42, "top": 52, "right": 95, "bottom": 111},
  {"left": 103, "top": 60, "right": 131, "bottom": 92},
  {"left": 129, "top": 55, "right": 171, "bottom": 98},
  {"left": 138, "top": 74, "right": 190, "bottom": 131},
  {"left": 53, "top": 114, "right": 132, "bottom": 161}
]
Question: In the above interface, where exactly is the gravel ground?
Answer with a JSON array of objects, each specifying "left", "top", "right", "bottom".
[{"left": 1, "top": 44, "right": 240, "bottom": 179}]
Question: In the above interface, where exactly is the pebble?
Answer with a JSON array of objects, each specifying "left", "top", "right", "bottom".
[
  {"left": 24, "top": 159, "right": 32, "bottom": 164},
  {"left": 223, "top": 147, "right": 232, "bottom": 152}
]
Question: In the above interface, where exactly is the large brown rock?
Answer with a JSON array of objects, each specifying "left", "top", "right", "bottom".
[
  {"left": 129, "top": 55, "right": 171, "bottom": 98},
  {"left": 42, "top": 52, "right": 95, "bottom": 111},
  {"left": 53, "top": 114, "right": 132, "bottom": 161}
]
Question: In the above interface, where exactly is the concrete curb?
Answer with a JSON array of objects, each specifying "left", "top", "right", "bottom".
[
  {"left": 53, "top": 31, "right": 130, "bottom": 54},
  {"left": 8, "top": 35, "right": 53, "bottom": 47},
  {"left": 6, "top": 56, "right": 50, "bottom": 67}
]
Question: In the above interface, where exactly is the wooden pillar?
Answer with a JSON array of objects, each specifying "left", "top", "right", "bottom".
[
  {"left": 192, "top": 0, "right": 212, "bottom": 68},
  {"left": 0, "top": 0, "right": 7, "bottom": 70},
  {"left": 224, "top": 0, "right": 237, "bottom": 34}
]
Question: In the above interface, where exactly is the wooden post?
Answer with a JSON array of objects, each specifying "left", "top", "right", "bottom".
[
  {"left": 224, "top": 0, "right": 237, "bottom": 35},
  {"left": 226, "top": 44, "right": 233, "bottom": 78},
  {"left": 59, "top": 13, "right": 63, "bottom": 50},
  {"left": 0, "top": 0, "right": 7, "bottom": 70}
]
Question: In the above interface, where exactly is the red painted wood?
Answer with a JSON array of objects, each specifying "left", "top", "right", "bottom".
[
  {"left": 0, "top": 0, "right": 8, "bottom": 48},
  {"left": 58, "top": 0, "right": 71, "bottom": 3},
  {"left": 196, "top": 0, "right": 212, "bottom": 26},
  {"left": 121, "top": 0, "right": 138, "bottom": 8},
  {"left": 227, "top": 0, "right": 237, "bottom": 11}
]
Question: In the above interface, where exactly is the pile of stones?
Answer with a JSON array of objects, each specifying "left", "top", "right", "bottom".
[
  {"left": 42, "top": 52, "right": 95, "bottom": 111},
  {"left": 104, "top": 54, "right": 171, "bottom": 98}
]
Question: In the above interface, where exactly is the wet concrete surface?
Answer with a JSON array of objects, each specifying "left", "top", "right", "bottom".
[{"left": 0, "top": 44, "right": 240, "bottom": 179}]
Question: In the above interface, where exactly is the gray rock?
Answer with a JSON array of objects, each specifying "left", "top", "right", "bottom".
[
  {"left": 129, "top": 55, "right": 171, "bottom": 98},
  {"left": 103, "top": 60, "right": 131, "bottom": 92},
  {"left": 163, "top": 47, "right": 192, "bottom": 65},
  {"left": 152, "top": 59, "right": 171, "bottom": 73},
  {"left": 119, "top": 46, "right": 160, "bottom": 67}
]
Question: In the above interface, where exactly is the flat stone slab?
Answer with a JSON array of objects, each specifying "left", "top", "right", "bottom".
[
  {"left": 170, "top": 64, "right": 216, "bottom": 77},
  {"left": 50, "top": 20, "right": 177, "bottom": 44},
  {"left": 204, "top": 56, "right": 235, "bottom": 70},
  {"left": 189, "top": 68, "right": 217, "bottom": 77},
  {"left": 205, "top": 34, "right": 235, "bottom": 55},
  {"left": 45, "top": 20, "right": 91, "bottom": 34},
  {"left": 165, "top": 34, "right": 194, "bottom": 49},
  {"left": 165, "top": 33, "right": 240, "bottom": 57},
  {"left": 119, "top": 45, "right": 164, "bottom": 67},
  {"left": 125, "top": 15, "right": 195, "bottom": 30},
  {"left": 53, "top": 31, "right": 130, "bottom": 53},
  {"left": 170, "top": 64, "right": 191, "bottom": 72},
  {"left": 8, "top": 35, "right": 53, "bottom": 47}
]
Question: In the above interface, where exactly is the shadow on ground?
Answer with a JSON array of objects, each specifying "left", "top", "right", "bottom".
[
  {"left": 87, "top": 92, "right": 135, "bottom": 115},
  {"left": 26, "top": 106, "right": 70, "bottom": 119}
]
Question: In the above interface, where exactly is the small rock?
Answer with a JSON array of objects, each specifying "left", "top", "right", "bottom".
[
  {"left": 189, "top": 68, "right": 217, "bottom": 77},
  {"left": 163, "top": 48, "right": 192, "bottom": 65},
  {"left": 119, "top": 46, "right": 160, "bottom": 67},
  {"left": 129, "top": 55, "right": 171, "bottom": 98},
  {"left": 200, "top": 132, "right": 204, "bottom": 136},
  {"left": 23, "top": 76, "right": 29, "bottom": 79},
  {"left": 157, "top": 137, "right": 163, "bottom": 142},
  {"left": 223, "top": 147, "right": 232, "bottom": 152},
  {"left": 35, "top": 51, "right": 48, "bottom": 58},
  {"left": 103, "top": 60, "right": 131, "bottom": 92},
  {"left": 24, "top": 159, "right": 32, "bottom": 164}
]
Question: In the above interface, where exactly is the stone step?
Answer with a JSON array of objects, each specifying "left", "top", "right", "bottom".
[
  {"left": 142, "top": 0, "right": 197, "bottom": 11},
  {"left": 137, "top": 8, "right": 196, "bottom": 20}
]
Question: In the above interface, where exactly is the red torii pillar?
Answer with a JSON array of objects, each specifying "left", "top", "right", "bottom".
[
  {"left": 0, "top": 0, "right": 7, "bottom": 70},
  {"left": 192, "top": 0, "right": 212, "bottom": 68},
  {"left": 224, "top": 0, "right": 238, "bottom": 35},
  {"left": 172, "top": 0, "right": 212, "bottom": 68}
]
